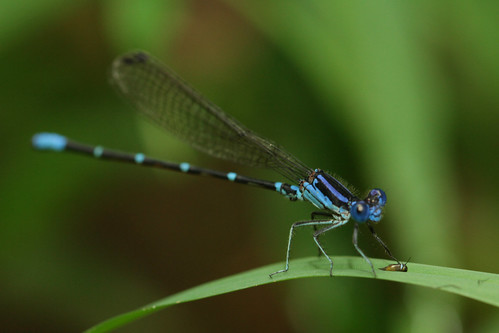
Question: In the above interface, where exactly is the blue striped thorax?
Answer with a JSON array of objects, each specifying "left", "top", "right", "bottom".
[{"left": 300, "top": 169, "right": 352, "bottom": 218}]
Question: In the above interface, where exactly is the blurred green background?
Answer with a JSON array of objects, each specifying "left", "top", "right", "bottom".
[{"left": 1, "top": 0, "right": 498, "bottom": 332}]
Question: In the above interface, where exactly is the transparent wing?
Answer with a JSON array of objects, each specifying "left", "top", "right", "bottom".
[{"left": 110, "top": 51, "right": 312, "bottom": 182}]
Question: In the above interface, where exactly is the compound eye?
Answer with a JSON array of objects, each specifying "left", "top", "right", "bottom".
[
  {"left": 369, "top": 188, "right": 387, "bottom": 206},
  {"left": 351, "top": 202, "right": 369, "bottom": 222}
]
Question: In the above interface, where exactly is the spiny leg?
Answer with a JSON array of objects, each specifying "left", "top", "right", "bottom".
[
  {"left": 367, "top": 223, "right": 400, "bottom": 263},
  {"left": 313, "top": 222, "right": 346, "bottom": 277},
  {"left": 311, "top": 211, "right": 333, "bottom": 257},
  {"left": 352, "top": 223, "right": 376, "bottom": 277},
  {"left": 269, "top": 219, "right": 335, "bottom": 278}
]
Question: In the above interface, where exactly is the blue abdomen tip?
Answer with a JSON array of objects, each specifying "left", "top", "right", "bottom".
[
  {"left": 32, "top": 133, "right": 67, "bottom": 151},
  {"left": 227, "top": 172, "right": 237, "bottom": 181}
]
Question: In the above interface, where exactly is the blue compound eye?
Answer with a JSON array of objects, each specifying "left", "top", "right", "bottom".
[
  {"left": 368, "top": 188, "right": 387, "bottom": 206},
  {"left": 351, "top": 202, "right": 370, "bottom": 222}
]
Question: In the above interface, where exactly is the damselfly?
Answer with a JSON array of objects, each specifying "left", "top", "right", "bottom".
[{"left": 32, "top": 51, "right": 400, "bottom": 277}]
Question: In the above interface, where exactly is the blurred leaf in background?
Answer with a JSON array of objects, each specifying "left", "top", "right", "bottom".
[{"left": 1, "top": 0, "right": 498, "bottom": 332}]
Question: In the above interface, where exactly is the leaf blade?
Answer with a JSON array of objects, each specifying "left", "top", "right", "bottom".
[{"left": 85, "top": 257, "right": 499, "bottom": 332}]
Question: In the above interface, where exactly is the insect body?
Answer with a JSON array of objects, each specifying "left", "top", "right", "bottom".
[{"left": 32, "top": 51, "right": 400, "bottom": 277}]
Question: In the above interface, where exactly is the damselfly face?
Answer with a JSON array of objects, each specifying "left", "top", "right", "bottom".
[{"left": 350, "top": 188, "right": 387, "bottom": 223}]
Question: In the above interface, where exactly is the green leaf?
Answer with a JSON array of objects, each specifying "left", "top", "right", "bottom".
[{"left": 85, "top": 256, "right": 499, "bottom": 332}]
